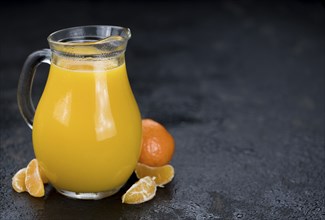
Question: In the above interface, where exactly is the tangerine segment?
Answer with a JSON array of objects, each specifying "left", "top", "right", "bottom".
[
  {"left": 135, "top": 163, "right": 174, "bottom": 187},
  {"left": 139, "top": 119, "right": 175, "bottom": 167},
  {"left": 122, "top": 176, "right": 157, "bottom": 204},
  {"left": 12, "top": 168, "right": 27, "bottom": 193},
  {"left": 25, "top": 159, "right": 45, "bottom": 197}
]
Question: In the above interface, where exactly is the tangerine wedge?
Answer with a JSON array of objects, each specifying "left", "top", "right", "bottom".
[
  {"left": 25, "top": 159, "right": 45, "bottom": 197},
  {"left": 135, "top": 163, "right": 174, "bottom": 187},
  {"left": 12, "top": 168, "right": 27, "bottom": 193},
  {"left": 122, "top": 176, "right": 157, "bottom": 204}
]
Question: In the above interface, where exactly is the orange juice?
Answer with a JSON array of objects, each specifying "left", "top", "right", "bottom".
[{"left": 32, "top": 61, "right": 141, "bottom": 193}]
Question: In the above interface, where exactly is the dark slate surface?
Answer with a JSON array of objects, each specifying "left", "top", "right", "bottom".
[{"left": 1, "top": 1, "right": 324, "bottom": 219}]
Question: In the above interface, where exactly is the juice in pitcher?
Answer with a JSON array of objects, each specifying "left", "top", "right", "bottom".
[{"left": 17, "top": 26, "right": 141, "bottom": 199}]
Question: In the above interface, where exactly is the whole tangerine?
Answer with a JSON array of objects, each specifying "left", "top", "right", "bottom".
[{"left": 139, "top": 119, "right": 175, "bottom": 167}]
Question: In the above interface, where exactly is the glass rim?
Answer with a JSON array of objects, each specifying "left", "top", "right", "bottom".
[{"left": 47, "top": 25, "right": 131, "bottom": 47}]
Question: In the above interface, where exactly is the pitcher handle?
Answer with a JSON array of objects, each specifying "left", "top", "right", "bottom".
[{"left": 17, "top": 49, "right": 51, "bottom": 129}]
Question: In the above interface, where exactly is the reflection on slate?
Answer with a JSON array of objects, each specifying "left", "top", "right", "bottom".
[{"left": 0, "top": 0, "right": 324, "bottom": 219}]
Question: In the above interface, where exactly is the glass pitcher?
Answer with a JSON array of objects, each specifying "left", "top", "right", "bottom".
[{"left": 17, "top": 26, "right": 142, "bottom": 200}]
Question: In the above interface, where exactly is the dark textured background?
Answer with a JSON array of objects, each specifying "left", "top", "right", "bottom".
[{"left": 1, "top": 1, "right": 324, "bottom": 219}]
